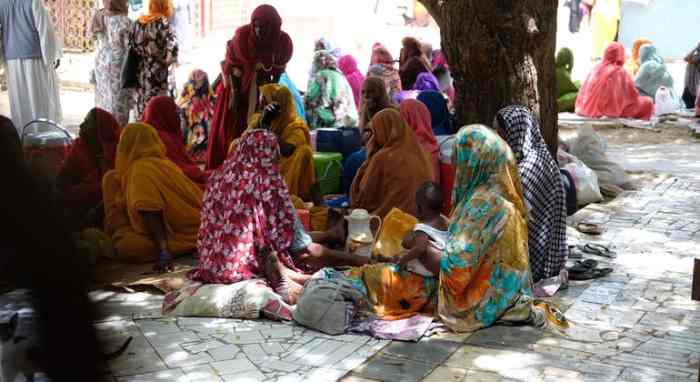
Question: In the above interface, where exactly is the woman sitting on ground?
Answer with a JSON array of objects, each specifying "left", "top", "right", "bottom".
[
  {"left": 575, "top": 42, "right": 654, "bottom": 120},
  {"left": 635, "top": 44, "right": 680, "bottom": 105},
  {"left": 400, "top": 99, "right": 440, "bottom": 182},
  {"left": 556, "top": 48, "right": 579, "bottom": 112},
  {"left": 342, "top": 77, "right": 398, "bottom": 193},
  {"left": 57, "top": 108, "right": 120, "bottom": 229},
  {"left": 624, "top": 38, "right": 652, "bottom": 76},
  {"left": 246, "top": 84, "right": 319, "bottom": 203},
  {"left": 102, "top": 123, "right": 203, "bottom": 269},
  {"left": 417, "top": 90, "right": 453, "bottom": 135},
  {"left": 304, "top": 50, "right": 359, "bottom": 129},
  {"left": 351, "top": 108, "right": 434, "bottom": 219},
  {"left": 190, "top": 124, "right": 364, "bottom": 302},
  {"left": 682, "top": 42, "right": 700, "bottom": 109},
  {"left": 142, "top": 95, "right": 210, "bottom": 187},
  {"left": 495, "top": 106, "right": 568, "bottom": 285},
  {"left": 275, "top": 125, "right": 567, "bottom": 330}
]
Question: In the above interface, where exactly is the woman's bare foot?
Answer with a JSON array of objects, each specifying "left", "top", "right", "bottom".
[{"left": 265, "top": 252, "right": 305, "bottom": 304}]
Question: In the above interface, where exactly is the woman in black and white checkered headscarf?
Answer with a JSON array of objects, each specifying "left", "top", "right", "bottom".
[{"left": 495, "top": 106, "right": 567, "bottom": 283}]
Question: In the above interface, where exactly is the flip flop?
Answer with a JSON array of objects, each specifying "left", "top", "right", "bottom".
[
  {"left": 568, "top": 259, "right": 599, "bottom": 274},
  {"left": 583, "top": 243, "right": 616, "bottom": 258},
  {"left": 569, "top": 245, "right": 584, "bottom": 259},
  {"left": 568, "top": 267, "right": 613, "bottom": 281},
  {"left": 577, "top": 222, "right": 604, "bottom": 235}
]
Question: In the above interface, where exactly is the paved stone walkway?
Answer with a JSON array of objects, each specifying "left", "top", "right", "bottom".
[{"left": 2, "top": 139, "right": 699, "bottom": 382}]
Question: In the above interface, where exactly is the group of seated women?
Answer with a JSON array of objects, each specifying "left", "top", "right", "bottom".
[
  {"left": 559, "top": 39, "right": 700, "bottom": 119},
  {"left": 33, "top": 74, "right": 568, "bottom": 333}
]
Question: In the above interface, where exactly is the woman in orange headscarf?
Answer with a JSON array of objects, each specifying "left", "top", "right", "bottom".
[
  {"left": 400, "top": 99, "right": 439, "bottom": 182},
  {"left": 102, "top": 123, "right": 202, "bottom": 269},
  {"left": 131, "top": 0, "right": 178, "bottom": 117},
  {"left": 351, "top": 108, "right": 433, "bottom": 218},
  {"left": 624, "top": 38, "right": 652, "bottom": 75},
  {"left": 206, "top": 5, "right": 294, "bottom": 170}
]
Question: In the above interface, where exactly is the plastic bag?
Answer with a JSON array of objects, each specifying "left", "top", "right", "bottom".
[
  {"left": 654, "top": 86, "right": 679, "bottom": 116},
  {"left": 563, "top": 126, "right": 629, "bottom": 188},
  {"left": 559, "top": 150, "right": 603, "bottom": 206}
]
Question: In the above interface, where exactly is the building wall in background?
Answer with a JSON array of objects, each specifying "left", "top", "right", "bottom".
[{"left": 619, "top": 0, "right": 700, "bottom": 60}]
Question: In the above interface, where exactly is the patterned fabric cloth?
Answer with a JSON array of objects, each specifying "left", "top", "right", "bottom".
[
  {"left": 368, "top": 44, "right": 402, "bottom": 99},
  {"left": 131, "top": 18, "right": 178, "bottom": 117},
  {"left": 496, "top": 106, "right": 567, "bottom": 283},
  {"left": 304, "top": 50, "right": 359, "bottom": 129},
  {"left": 190, "top": 129, "right": 302, "bottom": 284},
  {"left": 178, "top": 69, "right": 214, "bottom": 164},
  {"left": 438, "top": 125, "right": 534, "bottom": 332},
  {"left": 92, "top": 14, "right": 132, "bottom": 126}
]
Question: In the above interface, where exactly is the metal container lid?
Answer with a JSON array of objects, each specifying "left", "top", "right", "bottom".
[{"left": 22, "top": 130, "right": 73, "bottom": 147}]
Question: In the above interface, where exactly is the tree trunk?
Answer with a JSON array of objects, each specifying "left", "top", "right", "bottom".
[{"left": 419, "top": 0, "right": 559, "bottom": 155}]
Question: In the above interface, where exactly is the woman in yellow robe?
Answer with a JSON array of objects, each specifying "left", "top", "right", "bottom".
[
  {"left": 231, "top": 84, "right": 317, "bottom": 202},
  {"left": 102, "top": 123, "right": 203, "bottom": 268}
]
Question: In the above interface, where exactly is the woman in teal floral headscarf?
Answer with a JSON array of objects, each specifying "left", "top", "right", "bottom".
[
  {"left": 304, "top": 50, "right": 359, "bottom": 129},
  {"left": 438, "top": 125, "right": 566, "bottom": 333}
]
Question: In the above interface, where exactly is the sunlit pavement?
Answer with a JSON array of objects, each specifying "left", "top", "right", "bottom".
[{"left": 1, "top": 136, "right": 698, "bottom": 381}]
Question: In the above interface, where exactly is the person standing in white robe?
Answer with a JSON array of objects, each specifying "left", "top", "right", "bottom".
[{"left": 0, "top": 0, "right": 63, "bottom": 135}]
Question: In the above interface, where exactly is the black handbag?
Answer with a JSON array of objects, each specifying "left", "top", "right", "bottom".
[{"left": 121, "top": 45, "right": 140, "bottom": 89}]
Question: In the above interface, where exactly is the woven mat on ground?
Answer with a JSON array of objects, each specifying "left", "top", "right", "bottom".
[{"left": 91, "top": 256, "right": 197, "bottom": 294}]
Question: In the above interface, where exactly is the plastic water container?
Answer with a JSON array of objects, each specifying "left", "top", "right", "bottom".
[
  {"left": 22, "top": 119, "right": 73, "bottom": 179},
  {"left": 313, "top": 152, "right": 343, "bottom": 195},
  {"left": 316, "top": 127, "right": 362, "bottom": 163}
]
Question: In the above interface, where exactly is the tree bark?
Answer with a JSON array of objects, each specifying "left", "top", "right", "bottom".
[{"left": 419, "top": 0, "right": 559, "bottom": 155}]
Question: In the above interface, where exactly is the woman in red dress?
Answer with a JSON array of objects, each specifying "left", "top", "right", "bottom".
[{"left": 205, "top": 5, "right": 293, "bottom": 170}]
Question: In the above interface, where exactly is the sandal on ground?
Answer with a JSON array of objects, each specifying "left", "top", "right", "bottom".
[
  {"left": 568, "top": 267, "right": 613, "bottom": 281},
  {"left": 576, "top": 222, "right": 604, "bottom": 235},
  {"left": 582, "top": 243, "right": 616, "bottom": 258},
  {"left": 568, "top": 259, "right": 599, "bottom": 274}
]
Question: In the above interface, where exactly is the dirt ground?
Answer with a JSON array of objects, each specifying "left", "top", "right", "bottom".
[{"left": 593, "top": 123, "right": 699, "bottom": 146}]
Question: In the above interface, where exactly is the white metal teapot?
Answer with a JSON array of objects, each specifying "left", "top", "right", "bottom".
[{"left": 345, "top": 209, "right": 382, "bottom": 259}]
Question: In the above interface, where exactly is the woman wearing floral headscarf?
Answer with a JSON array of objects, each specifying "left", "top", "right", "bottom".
[{"left": 304, "top": 50, "right": 359, "bottom": 129}]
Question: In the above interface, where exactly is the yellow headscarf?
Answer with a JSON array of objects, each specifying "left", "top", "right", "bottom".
[
  {"left": 138, "top": 0, "right": 173, "bottom": 24},
  {"left": 258, "top": 84, "right": 303, "bottom": 136},
  {"left": 115, "top": 123, "right": 167, "bottom": 187}
]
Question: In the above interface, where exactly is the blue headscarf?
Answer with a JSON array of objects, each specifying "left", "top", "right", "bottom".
[
  {"left": 417, "top": 91, "right": 452, "bottom": 135},
  {"left": 279, "top": 72, "right": 306, "bottom": 121}
]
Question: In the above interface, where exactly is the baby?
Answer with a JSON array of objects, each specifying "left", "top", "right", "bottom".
[{"left": 399, "top": 181, "right": 449, "bottom": 277}]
